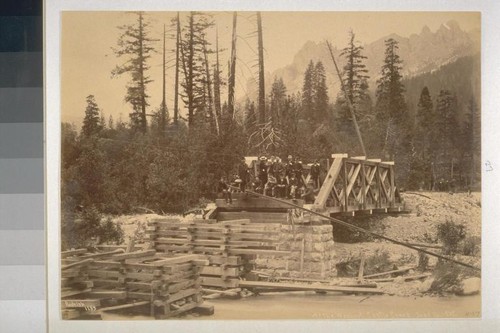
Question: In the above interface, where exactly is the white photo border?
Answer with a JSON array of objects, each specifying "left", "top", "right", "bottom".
[{"left": 46, "top": 0, "right": 500, "bottom": 332}]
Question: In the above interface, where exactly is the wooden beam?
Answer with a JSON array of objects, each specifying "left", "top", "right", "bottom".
[
  {"left": 98, "top": 301, "right": 150, "bottom": 313},
  {"left": 238, "top": 280, "right": 384, "bottom": 294},
  {"left": 111, "top": 249, "right": 156, "bottom": 261},
  {"left": 61, "top": 258, "right": 93, "bottom": 270},
  {"left": 363, "top": 266, "right": 416, "bottom": 279},
  {"left": 61, "top": 249, "right": 87, "bottom": 258},
  {"left": 314, "top": 155, "right": 344, "bottom": 209}
]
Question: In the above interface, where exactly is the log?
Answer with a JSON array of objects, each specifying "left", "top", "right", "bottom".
[
  {"left": 358, "top": 253, "right": 365, "bottom": 281},
  {"left": 111, "top": 249, "right": 156, "bottom": 260},
  {"left": 98, "top": 301, "right": 150, "bottom": 313},
  {"left": 61, "top": 258, "right": 94, "bottom": 270},
  {"left": 87, "top": 291, "right": 127, "bottom": 299},
  {"left": 61, "top": 249, "right": 87, "bottom": 258},
  {"left": 371, "top": 273, "right": 431, "bottom": 283},
  {"left": 238, "top": 281, "right": 384, "bottom": 294},
  {"left": 363, "top": 266, "right": 416, "bottom": 279}
]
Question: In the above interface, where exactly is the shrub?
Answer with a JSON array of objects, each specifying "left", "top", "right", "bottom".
[
  {"left": 63, "top": 206, "right": 124, "bottom": 249},
  {"left": 461, "top": 236, "right": 481, "bottom": 257},
  {"left": 364, "top": 250, "right": 394, "bottom": 276},
  {"left": 430, "top": 261, "right": 462, "bottom": 293},
  {"left": 436, "top": 220, "right": 466, "bottom": 255}
]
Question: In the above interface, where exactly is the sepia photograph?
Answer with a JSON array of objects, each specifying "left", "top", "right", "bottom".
[{"left": 58, "top": 10, "right": 481, "bottom": 320}]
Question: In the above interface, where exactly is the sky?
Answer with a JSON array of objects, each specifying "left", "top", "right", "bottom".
[{"left": 61, "top": 11, "right": 480, "bottom": 127}]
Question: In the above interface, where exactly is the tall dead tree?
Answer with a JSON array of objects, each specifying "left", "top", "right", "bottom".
[
  {"left": 213, "top": 27, "right": 222, "bottom": 121},
  {"left": 257, "top": 12, "right": 266, "bottom": 124},
  {"left": 173, "top": 12, "right": 181, "bottom": 125},
  {"left": 227, "top": 12, "right": 237, "bottom": 119},
  {"left": 202, "top": 37, "right": 219, "bottom": 134},
  {"left": 159, "top": 24, "right": 168, "bottom": 137}
]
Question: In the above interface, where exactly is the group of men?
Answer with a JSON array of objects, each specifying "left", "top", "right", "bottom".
[{"left": 218, "top": 155, "right": 322, "bottom": 204}]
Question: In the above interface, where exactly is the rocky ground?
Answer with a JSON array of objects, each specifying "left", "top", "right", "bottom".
[{"left": 111, "top": 191, "right": 482, "bottom": 298}]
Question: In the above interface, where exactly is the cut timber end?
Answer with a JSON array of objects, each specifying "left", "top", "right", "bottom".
[
  {"left": 352, "top": 156, "right": 366, "bottom": 160},
  {"left": 331, "top": 153, "right": 349, "bottom": 158},
  {"left": 382, "top": 161, "right": 395, "bottom": 165},
  {"left": 193, "top": 304, "right": 215, "bottom": 316}
]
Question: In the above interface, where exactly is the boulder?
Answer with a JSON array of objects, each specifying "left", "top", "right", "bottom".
[{"left": 457, "top": 277, "right": 481, "bottom": 296}]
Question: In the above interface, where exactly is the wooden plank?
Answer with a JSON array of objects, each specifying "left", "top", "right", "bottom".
[
  {"left": 201, "top": 276, "right": 240, "bottom": 288},
  {"left": 87, "top": 269, "right": 122, "bottom": 279},
  {"left": 62, "top": 299, "right": 101, "bottom": 309},
  {"left": 80, "top": 249, "right": 125, "bottom": 259},
  {"left": 207, "top": 255, "right": 240, "bottom": 266},
  {"left": 62, "top": 309, "right": 81, "bottom": 320},
  {"left": 238, "top": 281, "right": 384, "bottom": 294},
  {"left": 314, "top": 155, "right": 344, "bottom": 209},
  {"left": 61, "top": 270, "right": 82, "bottom": 278},
  {"left": 111, "top": 249, "right": 156, "bottom": 260},
  {"left": 358, "top": 253, "right": 365, "bottom": 281},
  {"left": 126, "top": 254, "right": 204, "bottom": 267},
  {"left": 201, "top": 266, "right": 240, "bottom": 277},
  {"left": 216, "top": 197, "right": 304, "bottom": 209},
  {"left": 216, "top": 211, "right": 287, "bottom": 224},
  {"left": 168, "top": 300, "right": 200, "bottom": 317},
  {"left": 61, "top": 288, "right": 92, "bottom": 298},
  {"left": 61, "top": 258, "right": 94, "bottom": 271},
  {"left": 229, "top": 248, "right": 290, "bottom": 256},
  {"left": 98, "top": 301, "right": 150, "bottom": 313},
  {"left": 371, "top": 273, "right": 431, "bottom": 283},
  {"left": 167, "top": 287, "right": 201, "bottom": 303},
  {"left": 363, "top": 266, "right": 416, "bottom": 279},
  {"left": 61, "top": 249, "right": 87, "bottom": 258},
  {"left": 91, "top": 260, "right": 122, "bottom": 269},
  {"left": 87, "top": 291, "right": 127, "bottom": 299}
]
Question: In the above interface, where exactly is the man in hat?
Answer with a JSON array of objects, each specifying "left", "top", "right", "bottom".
[
  {"left": 218, "top": 176, "right": 232, "bottom": 204},
  {"left": 258, "top": 156, "right": 268, "bottom": 194},
  {"left": 310, "top": 159, "right": 321, "bottom": 189},
  {"left": 238, "top": 157, "right": 250, "bottom": 192}
]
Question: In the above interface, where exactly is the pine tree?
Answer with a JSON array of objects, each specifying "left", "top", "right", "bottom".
[
  {"left": 375, "top": 38, "right": 408, "bottom": 158},
  {"left": 179, "top": 12, "right": 214, "bottom": 127},
  {"left": 112, "top": 12, "right": 157, "bottom": 133},
  {"left": 337, "top": 31, "right": 370, "bottom": 126},
  {"left": 408, "top": 87, "right": 434, "bottom": 189},
  {"left": 244, "top": 99, "right": 257, "bottom": 134},
  {"left": 82, "top": 95, "right": 102, "bottom": 137},
  {"left": 313, "top": 61, "right": 329, "bottom": 122},
  {"left": 434, "top": 89, "right": 459, "bottom": 182},
  {"left": 414, "top": 87, "right": 434, "bottom": 159},
  {"left": 301, "top": 60, "right": 315, "bottom": 120},
  {"left": 376, "top": 38, "right": 406, "bottom": 122},
  {"left": 269, "top": 77, "right": 287, "bottom": 127}
]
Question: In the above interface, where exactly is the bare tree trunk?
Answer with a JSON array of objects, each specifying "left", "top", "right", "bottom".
[
  {"left": 160, "top": 24, "right": 167, "bottom": 137},
  {"left": 228, "top": 12, "right": 237, "bottom": 119},
  {"left": 173, "top": 12, "right": 180, "bottom": 125},
  {"left": 187, "top": 13, "right": 195, "bottom": 126},
  {"left": 138, "top": 13, "right": 147, "bottom": 133},
  {"left": 213, "top": 26, "right": 222, "bottom": 121},
  {"left": 203, "top": 40, "right": 218, "bottom": 135},
  {"left": 257, "top": 12, "right": 266, "bottom": 125}
]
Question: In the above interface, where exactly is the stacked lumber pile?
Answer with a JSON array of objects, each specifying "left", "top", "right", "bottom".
[
  {"left": 61, "top": 248, "right": 212, "bottom": 319},
  {"left": 147, "top": 218, "right": 289, "bottom": 290}
]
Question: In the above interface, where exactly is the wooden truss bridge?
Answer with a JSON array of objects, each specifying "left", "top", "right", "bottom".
[
  {"left": 214, "top": 153, "right": 405, "bottom": 220},
  {"left": 312, "top": 154, "right": 405, "bottom": 216}
]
